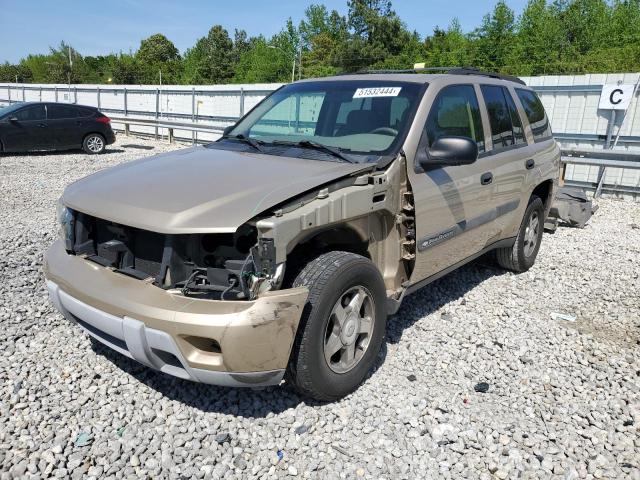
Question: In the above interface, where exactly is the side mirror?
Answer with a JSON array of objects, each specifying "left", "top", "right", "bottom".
[
  {"left": 419, "top": 136, "right": 478, "bottom": 170},
  {"left": 222, "top": 125, "right": 234, "bottom": 137}
]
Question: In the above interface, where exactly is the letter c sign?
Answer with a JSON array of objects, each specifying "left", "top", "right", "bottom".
[
  {"left": 599, "top": 84, "right": 634, "bottom": 110},
  {"left": 609, "top": 88, "right": 624, "bottom": 105}
]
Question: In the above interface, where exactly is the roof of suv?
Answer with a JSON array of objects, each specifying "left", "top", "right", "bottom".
[{"left": 298, "top": 68, "right": 529, "bottom": 88}]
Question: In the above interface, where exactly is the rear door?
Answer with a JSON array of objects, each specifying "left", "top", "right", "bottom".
[
  {"left": 408, "top": 84, "right": 497, "bottom": 281},
  {"left": 47, "top": 104, "right": 82, "bottom": 148},
  {"left": 477, "top": 84, "right": 530, "bottom": 240},
  {"left": 2, "top": 104, "right": 49, "bottom": 151}
]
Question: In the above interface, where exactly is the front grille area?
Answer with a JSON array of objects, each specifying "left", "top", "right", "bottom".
[
  {"left": 93, "top": 219, "right": 165, "bottom": 279},
  {"left": 69, "top": 212, "right": 259, "bottom": 299}
]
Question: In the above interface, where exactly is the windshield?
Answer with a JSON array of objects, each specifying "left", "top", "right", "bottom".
[{"left": 226, "top": 80, "right": 425, "bottom": 159}]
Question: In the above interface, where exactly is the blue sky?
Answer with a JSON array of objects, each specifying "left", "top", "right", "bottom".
[{"left": 0, "top": 0, "right": 528, "bottom": 63}]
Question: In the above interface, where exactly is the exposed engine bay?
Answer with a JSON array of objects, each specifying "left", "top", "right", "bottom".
[{"left": 64, "top": 212, "right": 281, "bottom": 300}]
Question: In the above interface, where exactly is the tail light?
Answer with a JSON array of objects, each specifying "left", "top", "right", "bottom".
[{"left": 95, "top": 115, "right": 111, "bottom": 124}]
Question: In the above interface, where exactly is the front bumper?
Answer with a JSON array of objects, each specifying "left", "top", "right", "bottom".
[{"left": 44, "top": 240, "right": 308, "bottom": 387}]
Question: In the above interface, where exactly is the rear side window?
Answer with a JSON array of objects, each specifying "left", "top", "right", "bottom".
[
  {"left": 504, "top": 90, "right": 526, "bottom": 145},
  {"left": 515, "top": 89, "right": 552, "bottom": 141},
  {"left": 47, "top": 104, "right": 78, "bottom": 119},
  {"left": 425, "top": 84, "right": 485, "bottom": 153},
  {"left": 480, "top": 85, "right": 526, "bottom": 150},
  {"left": 13, "top": 105, "right": 46, "bottom": 121},
  {"left": 77, "top": 107, "right": 96, "bottom": 117}
]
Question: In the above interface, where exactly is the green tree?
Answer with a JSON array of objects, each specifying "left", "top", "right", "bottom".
[
  {"left": 135, "top": 34, "right": 183, "bottom": 84},
  {"left": 183, "top": 26, "right": 234, "bottom": 84},
  {"left": 508, "top": 0, "right": 567, "bottom": 74},
  {"left": 471, "top": 1, "right": 517, "bottom": 71},
  {"left": 234, "top": 36, "right": 294, "bottom": 83},
  {"left": 333, "top": 0, "right": 418, "bottom": 72},
  {"left": 137, "top": 33, "right": 180, "bottom": 64},
  {"left": 423, "top": 19, "right": 472, "bottom": 69},
  {"left": 110, "top": 53, "right": 141, "bottom": 84},
  {"left": 298, "top": 5, "right": 348, "bottom": 78},
  {"left": 0, "top": 63, "right": 33, "bottom": 83}
]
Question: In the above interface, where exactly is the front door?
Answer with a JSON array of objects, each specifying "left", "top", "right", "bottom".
[
  {"left": 2, "top": 104, "right": 49, "bottom": 151},
  {"left": 408, "top": 84, "right": 496, "bottom": 281}
]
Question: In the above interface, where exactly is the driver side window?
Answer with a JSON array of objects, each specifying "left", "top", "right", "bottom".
[
  {"left": 14, "top": 105, "right": 46, "bottom": 122},
  {"left": 425, "top": 85, "right": 485, "bottom": 153}
]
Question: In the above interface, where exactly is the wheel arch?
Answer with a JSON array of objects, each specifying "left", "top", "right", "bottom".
[
  {"left": 283, "top": 223, "right": 372, "bottom": 287},
  {"left": 531, "top": 179, "right": 554, "bottom": 213}
]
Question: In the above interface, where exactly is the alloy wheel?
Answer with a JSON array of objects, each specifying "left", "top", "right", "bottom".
[{"left": 323, "top": 285, "right": 375, "bottom": 374}]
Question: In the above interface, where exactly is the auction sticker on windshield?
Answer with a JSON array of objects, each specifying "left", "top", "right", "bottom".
[{"left": 353, "top": 87, "right": 402, "bottom": 98}]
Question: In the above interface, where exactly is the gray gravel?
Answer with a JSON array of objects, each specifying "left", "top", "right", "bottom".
[{"left": 1, "top": 136, "right": 639, "bottom": 479}]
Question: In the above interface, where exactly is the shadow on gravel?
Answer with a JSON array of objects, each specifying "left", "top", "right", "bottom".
[
  {"left": 89, "top": 255, "right": 503, "bottom": 414},
  {"left": 90, "top": 340, "right": 321, "bottom": 416},
  {"left": 4, "top": 148, "right": 125, "bottom": 156},
  {"left": 121, "top": 144, "right": 155, "bottom": 150},
  {"left": 386, "top": 256, "right": 505, "bottom": 344}
]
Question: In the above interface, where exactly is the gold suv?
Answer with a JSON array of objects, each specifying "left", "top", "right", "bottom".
[{"left": 46, "top": 69, "right": 559, "bottom": 400}]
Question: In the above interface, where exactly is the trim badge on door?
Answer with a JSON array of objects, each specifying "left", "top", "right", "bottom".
[
  {"left": 417, "top": 199, "right": 520, "bottom": 252},
  {"left": 418, "top": 229, "right": 455, "bottom": 251}
]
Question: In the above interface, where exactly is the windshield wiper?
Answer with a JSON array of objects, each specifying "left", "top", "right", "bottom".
[
  {"left": 272, "top": 139, "right": 356, "bottom": 163},
  {"left": 222, "top": 133, "right": 265, "bottom": 152}
]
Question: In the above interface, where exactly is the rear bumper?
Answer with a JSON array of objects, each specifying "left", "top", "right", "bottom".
[
  {"left": 105, "top": 128, "right": 116, "bottom": 145},
  {"left": 44, "top": 240, "right": 308, "bottom": 387}
]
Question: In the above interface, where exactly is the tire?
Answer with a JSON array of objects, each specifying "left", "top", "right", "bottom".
[
  {"left": 287, "top": 251, "right": 387, "bottom": 401},
  {"left": 496, "top": 195, "right": 545, "bottom": 272},
  {"left": 83, "top": 133, "right": 106, "bottom": 154}
]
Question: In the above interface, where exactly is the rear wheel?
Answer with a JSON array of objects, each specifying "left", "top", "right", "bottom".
[
  {"left": 287, "top": 251, "right": 387, "bottom": 401},
  {"left": 83, "top": 133, "right": 105, "bottom": 154},
  {"left": 496, "top": 195, "right": 544, "bottom": 272}
]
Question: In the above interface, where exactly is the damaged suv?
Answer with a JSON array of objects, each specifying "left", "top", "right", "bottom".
[{"left": 45, "top": 69, "right": 559, "bottom": 400}]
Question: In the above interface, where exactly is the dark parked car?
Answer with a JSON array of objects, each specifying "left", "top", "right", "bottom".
[{"left": 0, "top": 102, "right": 115, "bottom": 154}]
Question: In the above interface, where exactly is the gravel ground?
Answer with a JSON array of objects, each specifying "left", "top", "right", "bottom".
[{"left": 1, "top": 136, "right": 639, "bottom": 479}]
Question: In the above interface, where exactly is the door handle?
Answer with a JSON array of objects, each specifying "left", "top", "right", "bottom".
[
  {"left": 37, "top": 123, "right": 47, "bottom": 128},
  {"left": 480, "top": 172, "right": 493, "bottom": 185},
  {"left": 525, "top": 158, "right": 535, "bottom": 170}
]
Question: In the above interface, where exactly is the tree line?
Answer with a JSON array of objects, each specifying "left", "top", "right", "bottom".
[{"left": 1, "top": 0, "right": 639, "bottom": 85}]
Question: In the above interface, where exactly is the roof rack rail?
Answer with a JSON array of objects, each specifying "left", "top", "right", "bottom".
[
  {"left": 445, "top": 67, "right": 527, "bottom": 86},
  {"left": 342, "top": 66, "right": 527, "bottom": 85}
]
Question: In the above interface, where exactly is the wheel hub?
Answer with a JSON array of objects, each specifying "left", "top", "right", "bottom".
[{"left": 340, "top": 314, "right": 360, "bottom": 345}]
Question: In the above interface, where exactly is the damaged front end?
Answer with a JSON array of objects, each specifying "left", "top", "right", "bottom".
[{"left": 60, "top": 207, "right": 283, "bottom": 301}]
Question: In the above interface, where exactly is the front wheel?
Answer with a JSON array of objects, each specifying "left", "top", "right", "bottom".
[
  {"left": 83, "top": 133, "right": 105, "bottom": 154},
  {"left": 287, "top": 251, "right": 387, "bottom": 401},
  {"left": 496, "top": 195, "right": 545, "bottom": 272}
]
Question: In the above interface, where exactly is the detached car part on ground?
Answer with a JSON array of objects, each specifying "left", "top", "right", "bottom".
[{"left": 45, "top": 71, "right": 559, "bottom": 400}]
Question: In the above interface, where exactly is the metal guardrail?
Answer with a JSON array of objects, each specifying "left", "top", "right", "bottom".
[
  {"left": 108, "top": 116, "right": 227, "bottom": 144},
  {"left": 560, "top": 149, "right": 640, "bottom": 196}
]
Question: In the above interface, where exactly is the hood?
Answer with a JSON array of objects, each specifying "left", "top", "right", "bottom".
[{"left": 63, "top": 146, "right": 369, "bottom": 234}]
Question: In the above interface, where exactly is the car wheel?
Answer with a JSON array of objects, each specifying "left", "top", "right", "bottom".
[
  {"left": 287, "top": 251, "right": 387, "bottom": 401},
  {"left": 83, "top": 134, "right": 106, "bottom": 154},
  {"left": 496, "top": 195, "right": 545, "bottom": 272}
]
